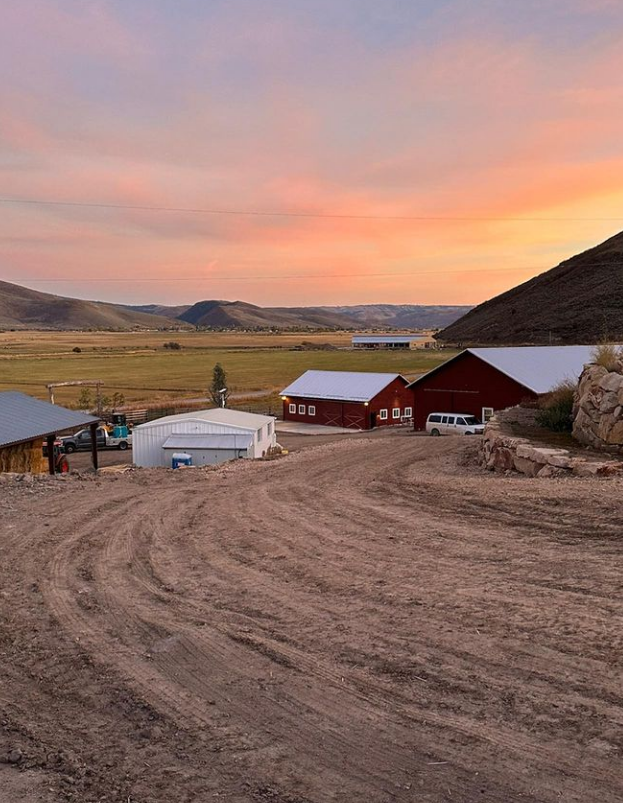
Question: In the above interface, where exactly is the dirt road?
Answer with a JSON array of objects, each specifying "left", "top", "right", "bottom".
[{"left": 1, "top": 434, "right": 622, "bottom": 802}]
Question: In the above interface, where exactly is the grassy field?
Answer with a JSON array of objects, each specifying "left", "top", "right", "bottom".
[{"left": 0, "top": 331, "right": 455, "bottom": 409}]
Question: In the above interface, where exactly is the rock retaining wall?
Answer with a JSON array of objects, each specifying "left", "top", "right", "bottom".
[
  {"left": 480, "top": 407, "right": 623, "bottom": 478},
  {"left": 573, "top": 364, "right": 623, "bottom": 450}
]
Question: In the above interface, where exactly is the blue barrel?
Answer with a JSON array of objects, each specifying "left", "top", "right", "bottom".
[{"left": 172, "top": 453, "right": 192, "bottom": 469}]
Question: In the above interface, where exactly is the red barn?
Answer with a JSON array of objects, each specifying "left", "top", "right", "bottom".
[
  {"left": 280, "top": 370, "right": 412, "bottom": 430},
  {"left": 408, "top": 346, "right": 596, "bottom": 430}
]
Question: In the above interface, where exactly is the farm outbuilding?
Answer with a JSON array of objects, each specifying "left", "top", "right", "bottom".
[
  {"left": 0, "top": 391, "right": 100, "bottom": 474},
  {"left": 409, "top": 346, "right": 597, "bottom": 430},
  {"left": 281, "top": 370, "right": 413, "bottom": 430},
  {"left": 132, "top": 407, "right": 276, "bottom": 468},
  {"left": 352, "top": 335, "right": 426, "bottom": 350}
]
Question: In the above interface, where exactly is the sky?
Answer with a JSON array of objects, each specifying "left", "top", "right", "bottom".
[{"left": 2, "top": 0, "right": 623, "bottom": 307}]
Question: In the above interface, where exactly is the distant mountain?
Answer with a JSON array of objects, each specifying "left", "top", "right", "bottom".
[
  {"left": 178, "top": 300, "right": 352, "bottom": 329},
  {"left": 438, "top": 231, "right": 623, "bottom": 345},
  {"left": 127, "top": 303, "right": 192, "bottom": 320},
  {"left": 0, "top": 280, "right": 188, "bottom": 330},
  {"left": 322, "top": 304, "right": 473, "bottom": 329}
]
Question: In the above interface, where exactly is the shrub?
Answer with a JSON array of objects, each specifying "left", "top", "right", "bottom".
[
  {"left": 72, "top": 346, "right": 82, "bottom": 353},
  {"left": 535, "top": 380, "right": 576, "bottom": 432},
  {"left": 164, "top": 341, "right": 182, "bottom": 350},
  {"left": 591, "top": 342, "right": 622, "bottom": 372}
]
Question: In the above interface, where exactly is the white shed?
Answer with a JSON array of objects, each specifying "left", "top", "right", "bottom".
[{"left": 133, "top": 408, "right": 277, "bottom": 468}]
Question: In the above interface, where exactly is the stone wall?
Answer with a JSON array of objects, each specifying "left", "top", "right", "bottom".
[
  {"left": 480, "top": 406, "right": 623, "bottom": 478},
  {"left": 573, "top": 364, "right": 623, "bottom": 450}
]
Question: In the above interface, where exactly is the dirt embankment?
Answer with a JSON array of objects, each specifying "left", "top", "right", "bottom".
[{"left": 1, "top": 434, "right": 622, "bottom": 802}]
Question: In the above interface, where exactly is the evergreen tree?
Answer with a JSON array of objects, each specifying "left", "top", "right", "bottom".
[{"left": 209, "top": 363, "right": 229, "bottom": 407}]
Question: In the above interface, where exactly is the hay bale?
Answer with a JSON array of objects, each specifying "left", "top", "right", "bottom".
[{"left": 0, "top": 440, "right": 46, "bottom": 474}]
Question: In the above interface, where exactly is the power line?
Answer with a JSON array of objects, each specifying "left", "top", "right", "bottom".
[
  {"left": 1, "top": 196, "right": 623, "bottom": 222},
  {"left": 4, "top": 266, "right": 549, "bottom": 283}
]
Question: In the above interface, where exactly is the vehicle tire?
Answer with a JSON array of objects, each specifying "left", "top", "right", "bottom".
[
  {"left": 57, "top": 456, "right": 70, "bottom": 474},
  {"left": 465, "top": 431, "right": 473, "bottom": 435},
  {"left": 430, "top": 428, "right": 440, "bottom": 437},
  {"left": 118, "top": 441, "right": 129, "bottom": 451},
  {"left": 64, "top": 443, "right": 76, "bottom": 454}
]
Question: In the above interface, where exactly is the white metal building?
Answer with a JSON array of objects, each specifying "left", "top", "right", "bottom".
[
  {"left": 133, "top": 408, "right": 276, "bottom": 468},
  {"left": 352, "top": 335, "right": 427, "bottom": 350}
]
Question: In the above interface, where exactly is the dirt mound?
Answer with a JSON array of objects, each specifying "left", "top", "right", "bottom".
[
  {"left": 1, "top": 435, "right": 622, "bottom": 801},
  {"left": 438, "top": 230, "right": 623, "bottom": 344}
]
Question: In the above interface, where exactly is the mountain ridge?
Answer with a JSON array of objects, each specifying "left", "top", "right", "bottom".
[{"left": 438, "top": 231, "right": 623, "bottom": 345}]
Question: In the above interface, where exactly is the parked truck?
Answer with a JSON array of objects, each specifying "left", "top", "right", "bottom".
[{"left": 61, "top": 425, "right": 132, "bottom": 454}]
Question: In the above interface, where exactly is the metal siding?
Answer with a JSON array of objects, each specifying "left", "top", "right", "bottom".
[
  {"left": 134, "top": 419, "right": 275, "bottom": 467},
  {"left": 412, "top": 351, "right": 538, "bottom": 430}
]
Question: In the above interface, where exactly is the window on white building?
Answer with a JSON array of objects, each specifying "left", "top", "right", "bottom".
[
  {"left": 379, "top": 409, "right": 388, "bottom": 420},
  {"left": 308, "top": 405, "right": 316, "bottom": 416}
]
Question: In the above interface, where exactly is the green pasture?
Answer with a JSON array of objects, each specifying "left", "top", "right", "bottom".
[{"left": 0, "top": 332, "right": 455, "bottom": 407}]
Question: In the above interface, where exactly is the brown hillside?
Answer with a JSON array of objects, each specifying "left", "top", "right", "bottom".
[
  {"left": 179, "top": 300, "right": 353, "bottom": 329},
  {"left": 438, "top": 231, "right": 623, "bottom": 345},
  {"left": 0, "top": 281, "right": 187, "bottom": 330}
]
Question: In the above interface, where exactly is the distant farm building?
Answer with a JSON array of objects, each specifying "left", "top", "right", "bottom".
[
  {"left": 409, "top": 346, "right": 597, "bottom": 430},
  {"left": 352, "top": 334, "right": 428, "bottom": 350},
  {"left": 281, "top": 370, "right": 412, "bottom": 430},
  {"left": 0, "top": 391, "right": 99, "bottom": 474},
  {"left": 133, "top": 408, "right": 276, "bottom": 468}
]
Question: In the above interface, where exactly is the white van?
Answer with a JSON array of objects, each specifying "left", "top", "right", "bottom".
[{"left": 426, "top": 413, "right": 485, "bottom": 436}]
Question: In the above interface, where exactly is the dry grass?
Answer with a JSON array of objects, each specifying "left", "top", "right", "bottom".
[
  {"left": 536, "top": 380, "right": 576, "bottom": 432},
  {"left": 592, "top": 342, "right": 623, "bottom": 372}
]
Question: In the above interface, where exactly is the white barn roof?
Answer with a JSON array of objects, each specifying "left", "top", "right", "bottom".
[
  {"left": 135, "top": 407, "right": 273, "bottom": 432},
  {"left": 281, "top": 370, "right": 405, "bottom": 402},
  {"left": 410, "top": 345, "right": 600, "bottom": 395}
]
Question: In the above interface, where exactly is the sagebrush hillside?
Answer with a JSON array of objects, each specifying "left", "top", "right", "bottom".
[
  {"left": 0, "top": 281, "right": 186, "bottom": 330},
  {"left": 438, "top": 231, "right": 623, "bottom": 344}
]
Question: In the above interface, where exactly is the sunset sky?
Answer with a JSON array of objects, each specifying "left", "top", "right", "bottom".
[{"left": 2, "top": 0, "right": 623, "bottom": 307}]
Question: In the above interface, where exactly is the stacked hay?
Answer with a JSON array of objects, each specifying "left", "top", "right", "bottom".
[{"left": 0, "top": 440, "right": 46, "bottom": 474}]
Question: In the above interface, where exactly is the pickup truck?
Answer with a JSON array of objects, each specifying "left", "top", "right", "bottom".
[{"left": 61, "top": 426, "right": 132, "bottom": 453}]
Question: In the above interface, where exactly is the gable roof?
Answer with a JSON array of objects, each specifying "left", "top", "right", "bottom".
[
  {"left": 0, "top": 391, "right": 99, "bottom": 449},
  {"left": 135, "top": 407, "right": 273, "bottom": 432},
  {"left": 281, "top": 370, "right": 406, "bottom": 403},
  {"left": 408, "top": 345, "right": 598, "bottom": 395}
]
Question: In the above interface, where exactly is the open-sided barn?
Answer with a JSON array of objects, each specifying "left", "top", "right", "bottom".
[
  {"left": 281, "top": 370, "right": 412, "bottom": 430},
  {"left": 133, "top": 407, "right": 276, "bottom": 468},
  {"left": 408, "top": 346, "right": 596, "bottom": 430},
  {"left": 0, "top": 391, "right": 100, "bottom": 473}
]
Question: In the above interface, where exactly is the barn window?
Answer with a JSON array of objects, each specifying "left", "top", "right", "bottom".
[
  {"left": 308, "top": 405, "right": 316, "bottom": 416},
  {"left": 299, "top": 404, "right": 306, "bottom": 414},
  {"left": 404, "top": 407, "right": 412, "bottom": 418},
  {"left": 482, "top": 407, "right": 494, "bottom": 422},
  {"left": 379, "top": 409, "right": 388, "bottom": 420},
  {"left": 392, "top": 408, "right": 401, "bottom": 419},
  {"left": 289, "top": 404, "right": 296, "bottom": 414}
]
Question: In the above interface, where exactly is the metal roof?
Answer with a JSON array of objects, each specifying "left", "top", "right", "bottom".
[
  {"left": 162, "top": 433, "right": 253, "bottom": 450},
  {"left": 0, "top": 391, "right": 100, "bottom": 449},
  {"left": 409, "top": 345, "right": 599, "bottom": 394},
  {"left": 135, "top": 407, "right": 273, "bottom": 432},
  {"left": 281, "top": 370, "right": 406, "bottom": 402},
  {"left": 352, "top": 335, "right": 424, "bottom": 344}
]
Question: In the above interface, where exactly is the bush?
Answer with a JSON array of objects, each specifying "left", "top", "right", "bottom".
[
  {"left": 535, "top": 380, "right": 576, "bottom": 432},
  {"left": 591, "top": 342, "right": 622, "bottom": 372},
  {"left": 72, "top": 347, "right": 82, "bottom": 353},
  {"left": 164, "top": 341, "right": 182, "bottom": 350}
]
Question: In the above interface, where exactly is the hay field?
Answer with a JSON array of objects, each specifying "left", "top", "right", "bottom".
[{"left": 0, "top": 331, "right": 454, "bottom": 407}]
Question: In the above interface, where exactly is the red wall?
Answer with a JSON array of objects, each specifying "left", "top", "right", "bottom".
[
  {"left": 282, "top": 376, "right": 413, "bottom": 430},
  {"left": 411, "top": 351, "right": 537, "bottom": 430}
]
